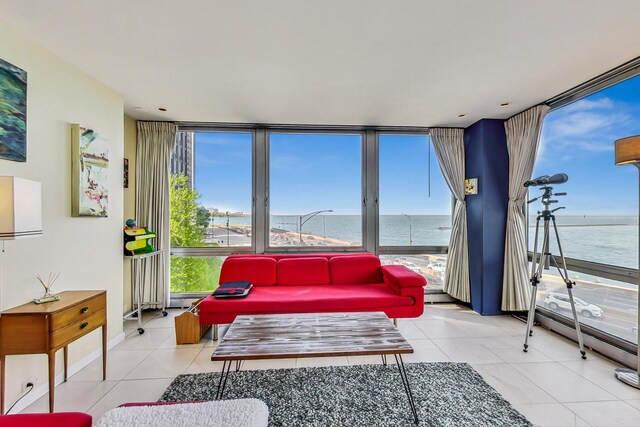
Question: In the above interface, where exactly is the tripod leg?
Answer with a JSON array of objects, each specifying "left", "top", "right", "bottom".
[
  {"left": 551, "top": 217, "right": 587, "bottom": 359},
  {"left": 524, "top": 216, "right": 543, "bottom": 351},
  {"left": 531, "top": 220, "right": 551, "bottom": 328},
  {"left": 523, "top": 283, "right": 537, "bottom": 352},
  {"left": 530, "top": 216, "right": 542, "bottom": 278},
  {"left": 566, "top": 286, "right": 587, "bottom": 359}
]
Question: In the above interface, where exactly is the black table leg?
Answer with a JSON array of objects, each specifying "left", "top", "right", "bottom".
[
  {"left": 215, "top": 360, "right": 233, "bottom": 399},
  {"left": 394, "top": 354, "right": 419, "bottom": 424},
  {"left": 381, "top": 354, "right": 387, "bottom": 366}
]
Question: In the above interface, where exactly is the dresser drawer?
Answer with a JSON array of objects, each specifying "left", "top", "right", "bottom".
[
  {"left": 50, "top": 293, "right": 106, "bottom": 330},
  {"left": 50, "top": 309, "right": 106, "bottom": 348}
]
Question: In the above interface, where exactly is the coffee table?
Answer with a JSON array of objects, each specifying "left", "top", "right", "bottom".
[{"left": 211, "top": 312, "right": 418, "bottom": 423}]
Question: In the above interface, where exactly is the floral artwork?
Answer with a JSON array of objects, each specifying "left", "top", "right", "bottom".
[
  {"left": 464, "top": 178, "right": 478, "bottom": 195},
  {"left": 0, "top": 58, "right": 27, "bottom": 162},
  {"left": 71, "top": 124, "right": 109, "bottom": 217}
]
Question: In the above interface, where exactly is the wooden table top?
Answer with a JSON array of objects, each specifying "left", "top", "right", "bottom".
[
  {"left": 211, "top": 312, "right": 413, "bottom": 361},
  {"left": 1, "top": 290, "right": 105, "bottom": 315}
]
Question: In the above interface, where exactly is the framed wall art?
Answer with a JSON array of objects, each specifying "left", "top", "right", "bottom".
[
  {"left": 123, "top": 158, "right": 129, "bottom": 188},
  {"left": 0, "top": 58, "right": 27, "bottom": 162},
  {"left": 71, "top": 124, "right": 109, "bottom": 217}
]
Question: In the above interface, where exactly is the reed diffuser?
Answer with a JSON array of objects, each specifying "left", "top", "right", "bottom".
[{"left": 34, "top": 272, "right": 61, "bottom": 304}]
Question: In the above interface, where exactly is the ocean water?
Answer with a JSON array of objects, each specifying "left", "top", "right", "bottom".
[
  {"left": 221, "top": 214, "right": 638, "bottom": 269},
  {"left": 528, "top": 215, "right": 637, "bottom": 269},
  {"left": 271, "top": 214, "right": 452, "bottom": 247}
]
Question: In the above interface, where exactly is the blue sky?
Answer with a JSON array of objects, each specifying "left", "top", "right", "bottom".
[
  {"left": 194, "top": 132, "right": 450, "bottom": 215},
  {"left": 379, "top": 134, "right": 450, "bottom": 215},
  {"left": 534, "top": 74, "right": 640, "bottom": 215},
  {"left": 195, "top": 132, "right": 252, "bottom": 213},
  {"left": 193, "top": 74, "right": 640, "bottom": 216}
]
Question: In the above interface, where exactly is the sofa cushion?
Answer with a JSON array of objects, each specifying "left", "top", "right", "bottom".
[
  {"left": 277, "top": 257, "right": 330, "bottom": 286},
  {"left": 199, "top": 284, "right": 414, "bottom": 314},
  {"left": 219, "top": 257, "right": 277, "bottom": 286},
  {"left": 330, "top": 255, "right": 383, "bottom": 284}
]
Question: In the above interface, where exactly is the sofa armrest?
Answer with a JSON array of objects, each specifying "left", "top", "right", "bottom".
[{"left": 381, "top": 265, "right": 427, "bottom": 290}]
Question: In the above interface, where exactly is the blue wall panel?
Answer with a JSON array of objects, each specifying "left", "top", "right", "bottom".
[{"left": 464, "top": 119, "right": 509, "bottom": 315}]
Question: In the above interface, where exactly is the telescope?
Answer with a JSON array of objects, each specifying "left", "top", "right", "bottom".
[{"left": 523, "top": 173, "right": 568, "bottom": 187}]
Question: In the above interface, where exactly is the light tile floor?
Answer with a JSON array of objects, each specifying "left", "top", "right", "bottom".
[{"left": 20, "top": 304, "right": 640, "bottom": 426}]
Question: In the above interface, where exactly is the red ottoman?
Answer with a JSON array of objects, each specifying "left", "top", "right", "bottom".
[{"left": 0, "top": 412, "right": 92, "bottom": 427}]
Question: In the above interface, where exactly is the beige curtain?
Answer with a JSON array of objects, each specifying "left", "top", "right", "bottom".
[
  {"left": 431, "top": 128, "right": 470, "bottom": 302},
  {"left": 135, "top": 122, "right": 177, "bottom": 308},
  {"left": 502, "top": 105, "right": 550, "bottom": 311}
]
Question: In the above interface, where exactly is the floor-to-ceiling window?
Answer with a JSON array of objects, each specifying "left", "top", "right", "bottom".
[
  {"left": 531, "top": 74, "right": 640, "bottom": 346},
  {"left": 169, "top": 127, "right": 452, "bottom": 299},
  {"left": 377, "top": 134, "right": 451, "bottom": 292},
  {"left": 169, "top": 130, "right": 254, "bottom": 294},
  {"left": 268, "top": 132, "right": 363, "bottom": 248}
]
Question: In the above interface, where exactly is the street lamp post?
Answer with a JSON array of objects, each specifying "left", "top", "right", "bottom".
[
  {"left": 225, "top": 211, "right": 230, "bottom": 247},
  {"left": 402, "top": 214, "right": 413, "bottom": 246},
  {"left": 299, "top": 209, "right": 333, "bottom": 244},
  {"left": 323, "top": 216, "right": 326, "bottom": 238}
]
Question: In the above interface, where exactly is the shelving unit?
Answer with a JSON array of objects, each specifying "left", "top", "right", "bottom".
[{"left": 123, "top": 249, "right": 167, "bottom": 334}]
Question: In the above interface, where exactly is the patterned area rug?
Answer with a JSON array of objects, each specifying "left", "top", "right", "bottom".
[{"left": 160, "top": 362, "right": 531, "bottom": 427}]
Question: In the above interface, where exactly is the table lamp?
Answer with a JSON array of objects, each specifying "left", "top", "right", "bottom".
[
  {"left": 0, "top": 176, "right": 42, "bottom": 240},
  {"left": 0, "top": 177, "right": 43, "bottom": 309},
  {"left": 614, "top": 135, "right": 640, "bottom": 389}
]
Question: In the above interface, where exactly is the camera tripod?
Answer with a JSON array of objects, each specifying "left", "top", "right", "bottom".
[{"left": 523, "top": 185, "right": 587, "bottom": 359}]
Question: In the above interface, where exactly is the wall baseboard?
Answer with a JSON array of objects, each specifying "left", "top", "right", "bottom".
[{"left": 8, "top": 331, "right": 126, "bottom": 415}]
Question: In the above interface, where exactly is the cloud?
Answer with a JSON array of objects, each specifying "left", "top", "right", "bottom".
[
  {"left": 537, "top": 96, "right": 639, "bottom": 165},
  {"left": 561, "top": 97, "right": 614, "bottom": 113}
]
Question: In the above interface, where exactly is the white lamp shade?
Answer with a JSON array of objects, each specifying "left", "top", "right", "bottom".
[{"left": 0, "top": 176, "right": 42, "bottom": 239}]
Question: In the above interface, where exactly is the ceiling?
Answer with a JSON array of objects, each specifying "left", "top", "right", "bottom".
[{"left": 2, "top": 0, "right": 640, "bottom": 127}]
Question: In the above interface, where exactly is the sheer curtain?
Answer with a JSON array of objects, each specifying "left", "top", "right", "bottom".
[
  {"left": 135, "top": 122, "right": 177, "bottom": 308},
  {"left": 431, "top": 128, "right": 470, "bottom": 302},
  {"left": 502, "top": 105, "right": 550, "bottom": 311}
]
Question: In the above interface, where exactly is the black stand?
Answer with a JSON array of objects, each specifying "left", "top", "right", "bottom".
[
  {"left": 215, "top": 360, "right": 233, "bottom": 400},
  {"left": 523, "top": 185, "right": 586, "bottom": 359},
  {"left": 394, "top": 354, "right": 419, "bottom": 424}
]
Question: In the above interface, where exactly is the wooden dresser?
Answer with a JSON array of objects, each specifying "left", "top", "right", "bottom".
[{"left": 0, "top": 290, "right": 107, "bottom": 413}]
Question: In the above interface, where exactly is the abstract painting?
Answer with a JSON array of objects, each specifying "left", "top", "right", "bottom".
[
  {"left": 123, "top": 158, "right": 129, "bottom": 188},
  {"left": 0, "top": 58, "right": 27, "bottom": 162},
  {"left": 71, "top": 124, "right": 109, "bottom": 217}
]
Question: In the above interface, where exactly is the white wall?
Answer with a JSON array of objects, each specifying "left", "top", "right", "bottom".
[
  {"left": 123, "top": 115, "right": 137, "bottom": 312},
  {"left": 0, "top": 19, "right": 124, "bottom": 407}
]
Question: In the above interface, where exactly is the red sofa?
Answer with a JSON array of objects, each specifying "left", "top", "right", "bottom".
[{"left": 198, "top": 253, "right": 427, "bottom": 329}]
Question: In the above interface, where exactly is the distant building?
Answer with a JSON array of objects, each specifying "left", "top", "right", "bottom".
[{"left": 171, "top": 131, "right": 194, "bottom": 188}]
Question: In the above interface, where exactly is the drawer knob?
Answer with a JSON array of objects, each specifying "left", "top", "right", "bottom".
[
  {"left": 81, "top": 307, "right": 89, "bottom": 314},
  {"left": 81, "top": 322, "right": 89, "bottom": 329}
]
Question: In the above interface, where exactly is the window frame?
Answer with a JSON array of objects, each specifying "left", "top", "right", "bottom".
[
  {"left": 376, "top": 131, "right": 450, "bottom": 256},
  {"left": 528, "top": 66, "right": 640, "bottom": 288},
  {"left": 170, "top": 123, "right": 452, "bottom": 298},
  {"left": 527, "top": 60, "right": 640, "bottom": 361},
  {"left": 264, "top": 128, "right": 367, "bottom": 253},
  {"left": 170, "top": 127, "right": 257, "bottom": 259}
]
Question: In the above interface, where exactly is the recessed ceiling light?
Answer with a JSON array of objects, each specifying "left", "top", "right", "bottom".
[
  {"left": 500, "top": 102, "right": 511, "bottom": 107},
  {"left": 458, "top": 114, "right": 467, "bottom": 118},
  {"left": 158, "top": 107, "right": 167, "bottom": 112}
]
